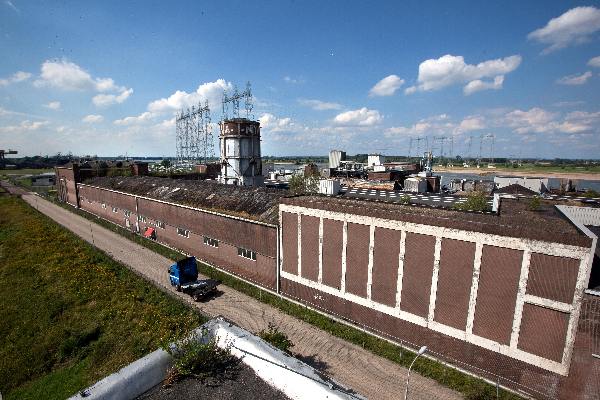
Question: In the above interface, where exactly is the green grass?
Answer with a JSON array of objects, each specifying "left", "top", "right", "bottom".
[
  {"left": 0, "top": 196, "right": 204, "bottom": 399},
  {"left": 46, "top": 195, "right": 524, "bottom": 399},
  {"left": 0, "top": 168, "right": 54, "bottom": 177}
]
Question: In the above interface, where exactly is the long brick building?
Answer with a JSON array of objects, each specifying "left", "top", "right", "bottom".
[{"left": 55, "top": 165, "right": 600, "bottom": 399}]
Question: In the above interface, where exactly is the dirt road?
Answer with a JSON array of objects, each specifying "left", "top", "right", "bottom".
[{"left": 13, "top": 189, "right": 461, "bottom": 400}]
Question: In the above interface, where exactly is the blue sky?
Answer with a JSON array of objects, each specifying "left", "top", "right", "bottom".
[{"left": 1, "top": 1, "right": 600, "bottom": 158}]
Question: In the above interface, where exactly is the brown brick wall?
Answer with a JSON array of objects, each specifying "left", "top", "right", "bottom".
[
  {"left": 526, "top": 253, "right": 579, "bottom": 304},
  {"left": 300, "top": 215, "right": 320, "bottom": 281},
  {"left": 281, "top": 212, "right": 298, "bottom": 275},
  {"left": 322, "top": 218, "right": 343, "bottom": 289},
  {"left": 473, "top": 245, "right": 522, "bottom": 345},
  {"left": 434, "top": 239, "right": 475, "bottom": 330},
  {"left": 345, "top": 222, "right": 370, "bottom": 298},
  {"left": 400, "top": 233, "right": 435, "bottom": 318},
  {"left": 517, "top": 303, "right": 569, "bottom": 363},
  {"left": 371, "top": 227, "right": 401, "bottom": 307}
]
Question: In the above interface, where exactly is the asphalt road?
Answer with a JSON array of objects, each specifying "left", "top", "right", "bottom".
[{"left": 9, "top": 188, "right": 461, "bottom": 400}]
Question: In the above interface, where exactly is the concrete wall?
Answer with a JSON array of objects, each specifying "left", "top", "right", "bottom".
[
  {"left": 78, "top": 184, "right": 278, "bottom": 290},
  {"left": 279, "top": 203, "right": 598, "bottom": 399}
]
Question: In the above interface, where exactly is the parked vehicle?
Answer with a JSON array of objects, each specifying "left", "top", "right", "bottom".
[{"left": 168, "top": 256, "right": 220, "bottom": 301}]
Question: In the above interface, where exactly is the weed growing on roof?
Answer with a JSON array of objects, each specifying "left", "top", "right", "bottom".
[
  {"left": 528, "top": 196, "right": 541, "bottom": 211},
  {"left": 165, "top": 337, "right": 240, "bottom": 385},
  {"left": 453, "top": 191, "right": 489, "bottom": 212}
]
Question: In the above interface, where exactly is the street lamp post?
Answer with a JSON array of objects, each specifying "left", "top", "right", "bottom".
[{"left": 404, "top": 345, "right": 427, "bottom": 400}]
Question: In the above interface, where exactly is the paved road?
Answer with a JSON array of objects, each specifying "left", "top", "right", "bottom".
[{"left": 7, "top": 187, "right": 461, "bottom": 400}]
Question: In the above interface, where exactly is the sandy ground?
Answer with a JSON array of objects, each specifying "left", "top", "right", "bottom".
[
  {"left": 434, "top": 167, "right": 600, "bottom": 181},
  {"left": 6, "top": 186, "right": 461, "bottom": 400}
]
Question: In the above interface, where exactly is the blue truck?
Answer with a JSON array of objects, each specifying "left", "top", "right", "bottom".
[{"left": 168, "top": 256, "right": 220, "bottom": 301}]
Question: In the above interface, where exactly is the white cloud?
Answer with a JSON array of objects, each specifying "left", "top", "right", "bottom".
[
  {"left": 457, "top": 116, "right": 486, "bottom": 132},
  {"left": 463, "top": 76, "right": 504, "bottom": 95},
  {"left": 528, "top": 7, "right": 600, "bottom": 53},
  {"left": 82, "top": 114, "right": 104, "bottom": 123},
  {"left": 556, "top": 71, "right": 593, "bottom": 85},
  {"left": 0, "top": 120, "right": 48, "bottom": 133},
  {"left": 259, "top": 113, "right": 294, "bottom": 132},
  {"left": 503, "top": 107, "right": 600, "bottom": 135},
  {"left": 0, "top": 71, "right": 32, "bottom": 86},
  {"left": 589, "top": 55, "right": 600, "bottom": 67},
  {"left": 369, "top": 74, "right": 405, "bottom": 96},
  {"left": 43, "top": 101, "right": 61, "bottom": 110},
  {"left": 93, "top": 88, "right": 133, "bottom": 107},
  {"left": 148, "top": 79, "right": 232, "bottom": 114},
  {"left": 34, "top": 60, "right": 132, "bottom": 101},
  {"left": 333, "top": 107, "right": 382, "bottom": 126},
  {"left": 298, "top": 98, "right": 342, "bottom": 110},
  {"left": 283, "top": 76, "right": 304, "bottom": 84},
  {"left": 406, "top": 54, "right": 521, "bottom": 94},
  {"left": 114, "top": 111, "right": 154, "bottom": 126},
  {"left": 4, "top": 1, "right": 19, "bottom": 13}
]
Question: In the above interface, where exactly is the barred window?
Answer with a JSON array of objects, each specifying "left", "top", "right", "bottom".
[
  {"left": 203, "top": 236, "right": 219, "bottom": 247},
  {"left": 177, "top": 228, "right": 189, "bottom": 238},
  {"left": 112, "top": 207, "right": 118, "bottom": 213},
  {"left": 237, "top": 247, "right": 256, "bottom": 261},
  {"left": 155, "top": 220, "right": 165, "bottom": 229},
  {"left": 124, "top": 210, "right": 131, "bottom": 217},
  {"left": 139, "top": 215, "right": 147, "bottom": 222}
]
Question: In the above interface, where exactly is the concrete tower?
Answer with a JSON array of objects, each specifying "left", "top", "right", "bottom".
[{"left": 219, "top": 118, "right": 263, "bottom": 186}]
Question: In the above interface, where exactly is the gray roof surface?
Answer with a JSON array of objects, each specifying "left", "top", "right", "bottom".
[{"left": 85, "top": 176, "right": 286, "bottom": 224}]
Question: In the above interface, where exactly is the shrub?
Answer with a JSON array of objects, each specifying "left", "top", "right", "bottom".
[
  {"left": 528, "top": 196, "right": 541, "bottom": 211},
  {"left": 258, "top": 322, "right": 294, "bottom": 354},
  {"left": 584, "top": 189, "right": 600, "bottom": 198},
  {"left": 399, "top": 195, "right": 411, "bottom": 205},
  {"left": 453, "top": 191, "right": 489, "bottom": 212},
  {"left": 166, "top": 337, "right": 240, "bottom": 385}
]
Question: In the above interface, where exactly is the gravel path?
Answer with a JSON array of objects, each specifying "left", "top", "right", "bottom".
[{"left": 13, "top": 188, "right": 461, "bottom": 400}]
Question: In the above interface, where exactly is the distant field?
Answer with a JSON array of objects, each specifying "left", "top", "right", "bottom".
[
  {"left": 0, "top": 168, "right": 54, "bottom": 176},
  {"left": 0, "top": 196, "right": 203, "bottom": 400},
  {"left": 441, "top": 163, "right": 600, "bottom": 174}
]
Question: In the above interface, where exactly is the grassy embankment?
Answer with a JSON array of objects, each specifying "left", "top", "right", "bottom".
[
  {"left": 0, "top": 195, "right": 203, "bottom": 400},
  {"left": 48, "top": 195, "right": 524, "bottom": 399}
]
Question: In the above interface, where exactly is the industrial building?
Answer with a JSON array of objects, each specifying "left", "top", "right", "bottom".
[{"left": 54, "top": 162, "right": 600, "bottom": 400}]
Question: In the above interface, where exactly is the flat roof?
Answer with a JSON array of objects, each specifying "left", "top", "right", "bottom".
[{"left": 281, "top": 195, "right": 592, "bottom": 247}]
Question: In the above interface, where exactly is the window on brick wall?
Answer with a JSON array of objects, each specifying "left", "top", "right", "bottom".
[
  {"left": 177, "top": 228, "right": 189, "bottom": 238},
  {"left": 139, "top": 215, "right": 147, "bottom": 222},
  {"left": 155, "top": 220, "right": 165, "bottom": 229},
  {"left": 102, "top": 203, "right": 106, "bottom": 209},
  {"left": 237, "top": 247, "right": 256, "bottom": 261},
  {"left": 112, "top": 207, "right": 118, "bottom": 213},
  {"left": 203, "top": 236, "right": 219, "bottom": 247},
  {"left": 124, "top": 210, "right": 131, "bottom": 217}
]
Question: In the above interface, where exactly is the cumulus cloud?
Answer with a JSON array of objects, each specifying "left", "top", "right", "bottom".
[
  {"left": 556, "top": 71, "right": 593, "bottom": 85},
  {"left": 43, "top": 101, "right": 61, "bottom": 110},
  {"left": 369, "top": 74, "right": 405, "bottom": 96},
  {"left": 0, "top": 120, "right": 48, "bottom": 133},
  {"left": 333, "top": 107, "right": 382, "bottom": 126},
  {"left": 405, "top": 54, "right": 521, "bottom": 95},
  {"left": 114, "top": 111, "right": 154, "bottom": 126},
  {"left": 587, "top": 55, "right": 600, "bottom": 67},
  {"left": 298, "top": 98, "right": 342, "bottom": 110},
  {"left": 457, "top": 116, "right": 486, "bottom": 132},
  {"left": 463, "top": 76, "right": 504, "bottom": 95},
  {"left": 259, "top": 113, "right": 294, "bottom": 132},
  {"left": 82, "top": 114, "right": 104, "bottom": 123},
  {"left": 528, "top": 6, "right": 600, "bottom": 53},
  {"left": 34, "top": 60, "right": 132, "bottom": 106},
  {"left": 93, "top": 88, "right": 133, "bottom": 107},
  {"left": 503, "top": 107, "right": 600, "bottom": 135},
  {"left": 148, "top": 79, "right": 232, "bottom": 114},
  {"left": 283, "top": 76, "right": 304, "bottom": 84},
  {"left": 0, "top": 71, "right": 32, "bottom": 86}
]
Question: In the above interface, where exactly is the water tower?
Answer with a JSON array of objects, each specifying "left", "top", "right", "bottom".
[
  {"left": 218, "top": 83, "right": 264, "bottom": 186},
  {"left": 219, "top": 118, "right": 263, "bottom": 186}
]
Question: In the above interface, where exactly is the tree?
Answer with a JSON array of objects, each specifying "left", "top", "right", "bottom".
[{"left": 288, "top": 174, "right": 319, "bottom": 195}]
